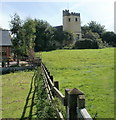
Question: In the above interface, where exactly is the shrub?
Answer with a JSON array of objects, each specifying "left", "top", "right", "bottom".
[
  {"left": 35, "top": 67, "right": 58, "bottom": 119},
  {"left": 96, "top": 39, "right": 109, "bottom": 49},
  {"left": 73, "top": 39, "right": 99, "bottom": 49},
  {"left": 102, "top": 32, "right": 116, "bottom": 47}
]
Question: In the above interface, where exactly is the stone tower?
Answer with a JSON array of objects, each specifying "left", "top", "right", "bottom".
[{"left": 63, "top": 9, "right": 81, "bottom": 39}]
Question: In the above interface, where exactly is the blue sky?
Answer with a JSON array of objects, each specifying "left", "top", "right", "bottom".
[{"left": 0, "top": 0, "right": 115, "bottom": 31}]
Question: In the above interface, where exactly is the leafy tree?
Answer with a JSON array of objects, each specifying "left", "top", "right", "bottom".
[
  {"left": 81, "top": 21, "right": 106, "bottom": 38},
  {"left": 23, "top": 18, "right": 36, "bottom": 58},
  {"left": 84, "top": 31, "right": 100, "bottom": 40},
  {"left": 102, "top": 32, "right": 116, "bottom": 46},
  {"left": 34, "top": 20, "right": 55, "bottom": 51},
  {"left": 88, "top": 21, "right": 106, "bottom": 37},
  {"left": 62, "top": 31, "right": 74, "bottom": 47},
  {"left": 10, "top": 13, "right": 24, "bottom": 59},
  {"left": 53, "top": 28, "right": 74, "bottom": 49},
  {"left": 81, "top": 25, "right": 90, "bottom": 38}
]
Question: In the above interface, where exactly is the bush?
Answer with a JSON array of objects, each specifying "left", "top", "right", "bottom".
[
  {"left": 35, "top": 67, "right": 58, "bottom": 119},
  {"left": 73, "top": 39, "right": 99, "bottom": 49},
  {"left": 96, "top": 39, "right": 110, "bottom": 48},
  {"left": 102, "top": 32, "right": 116, "bottom": 47}
]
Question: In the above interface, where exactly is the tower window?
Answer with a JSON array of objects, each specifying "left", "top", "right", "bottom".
[
  {"left": 69, "top": 18, "right": 71, "bottom": 22},
  {"left": 75, "top": 18, "right": 78, "bottom": 22}
]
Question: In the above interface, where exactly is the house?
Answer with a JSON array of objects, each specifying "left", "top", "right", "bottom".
[{"left": 0, "top": 29, "right": 12, "bottom": 58}]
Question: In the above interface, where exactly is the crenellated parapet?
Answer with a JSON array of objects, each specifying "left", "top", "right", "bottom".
[{"left": 63, "top": 9, "right": 80, "bottom": 16}]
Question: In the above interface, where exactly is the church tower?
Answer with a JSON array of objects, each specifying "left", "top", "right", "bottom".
[{"left": 63, "top": 9, "right": 81, "bottom": 39}]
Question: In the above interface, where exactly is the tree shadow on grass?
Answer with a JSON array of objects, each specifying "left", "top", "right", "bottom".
[{"left": 20, "top": 71, "right": 37, "bottom": 120}]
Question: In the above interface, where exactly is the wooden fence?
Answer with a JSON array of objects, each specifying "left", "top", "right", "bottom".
[
  {"left": 0, "top": 57, "right": 41, "bottom": 67},
  {"left": 41, "top": 63, "right": 93, "bottom": 120},
  {"left": 0, "top": 57, "right": 41, "bottom": 74}
]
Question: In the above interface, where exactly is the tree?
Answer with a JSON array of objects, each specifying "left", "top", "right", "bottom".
[
  {"left": 53, "top": 28, "right": 74, "bottom": 49},
  {"left": 88, "top": 21, "right": 106, "bottom": 37},
  {"left": 62, "top": 31, "right": 74, "bottom": 47},
  {"left": 102, "top": 32, "right": 116, "bottom": 46},
  {"left": 10, "top": 14, "right": 37, "bottom": 60},
  {"left": 81, "top": 25, "right": 90, "bottom": 38},
  {"left": 34, "top": 20, "right": 55, "bottom": 51},
  {"left": 81, "top": 21, "right": 106, "bottom": 38},
  {"left": 23, "top": 18, "right": 36, "bottom": 58},
  {"left": 84, "top": 31, "right": 100, "bottom": 40},
  {"left": 10, "top": 13, "right": 24, "bottom": 59}
]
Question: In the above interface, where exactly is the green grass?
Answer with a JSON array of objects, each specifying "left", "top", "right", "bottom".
[
  {"left": 2, "top": 70, "right": 35, "bottom": 118},
  {"left": 36, "top": 48, "right": 114, "bottom": 118}
]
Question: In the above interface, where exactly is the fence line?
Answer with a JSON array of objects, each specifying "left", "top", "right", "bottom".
[
  {"left": 41, "top": 62, "right": 93, "bottom": 120},
  {"left": 1, "top": 57, "right": 41, "bottom": 74},
  {"left": 0, "top": 57, "right": 41, "bottom": 68}
]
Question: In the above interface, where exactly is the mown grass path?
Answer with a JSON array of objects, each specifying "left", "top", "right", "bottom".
[
  {"left": 2, "top": 71, "right": 36, "bottom": 118},
  {"left": 36, "top": 48, "right": 114, "bottom": 118}
]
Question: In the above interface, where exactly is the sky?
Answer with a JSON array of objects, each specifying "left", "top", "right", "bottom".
[{"left": 0, "top": 0, "right": 115, "bottom": 32}]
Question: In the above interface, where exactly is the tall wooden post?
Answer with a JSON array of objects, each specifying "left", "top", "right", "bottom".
[{"left": 66, "top": 88, "right": 84, "bottom": 120}]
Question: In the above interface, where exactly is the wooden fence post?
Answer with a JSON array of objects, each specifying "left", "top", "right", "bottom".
[
  {"left": 50, "top": 75, "right": 53, "bottom": 82},
  {"left": 17, "top": 57, "right": 19, "bottom": 66},
  {"left": 52, "top": 81, "right": 59, "bottom": 97},
  {"left": 47, "top": 71, "right": 50, "bottom": 76},
  {"left": 65, "top": 89, "right": 71, "bottom": 106},
  {"left": 54, "top": 81, "right": 59, "bottom": 90},
  {"left": 65, "top": 88, "right": 72, "bottom": 119},
  {"left": 66, "top": 88, "right": 84, "bottom": 120}
]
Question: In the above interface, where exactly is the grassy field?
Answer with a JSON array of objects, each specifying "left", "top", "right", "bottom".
[
  {"left": 1, "top": 70, "right": 36, "bottom": 118},
  {"left": 36, "top": 48, "right": 114, "bottom": 118}
]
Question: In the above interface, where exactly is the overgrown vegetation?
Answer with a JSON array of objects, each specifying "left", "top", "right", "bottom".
[
  {"left": 36, "top": 48, "right": 114, "bottom": 118},
  {"left": 35, "top": 67, "right": 59, "bottom": 119}
]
